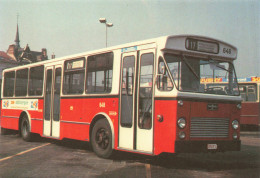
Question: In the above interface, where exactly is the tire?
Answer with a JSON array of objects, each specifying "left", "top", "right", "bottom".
[
  {"left": 91, "top": 119, "right": 113, "bottom": 158},
  {"left": 20, "top": 115, "right": 32, "bottom": 142}
]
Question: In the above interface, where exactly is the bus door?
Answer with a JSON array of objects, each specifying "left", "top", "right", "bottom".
[
  {"left": 119, "top": 49, "right": 155, "bottom": 153},
  {"left": 43, "top": 65, "right": 62, "bottom": 138}
]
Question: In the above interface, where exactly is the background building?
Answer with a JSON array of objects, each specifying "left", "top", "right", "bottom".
[
  {"left": 0, "top": 23, "right": 49, "bottom": 90},
  {"left": 6, "top": 24, "right": 48, "bottom": 64}
]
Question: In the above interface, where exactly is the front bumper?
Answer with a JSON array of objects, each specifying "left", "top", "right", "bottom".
[{"left": 175, "top": 140, "right": 241, "bottom": 153}]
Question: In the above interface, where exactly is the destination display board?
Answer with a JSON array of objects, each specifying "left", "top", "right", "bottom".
[{"left": 186, "top": 38, "right": 219, "bottom": 54}]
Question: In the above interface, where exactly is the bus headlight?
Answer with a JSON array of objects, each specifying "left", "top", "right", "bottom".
[
  {"left": 232, "top": 120, "right": 239, "bottom": 130},
  {"left": 178, "top": 118, "right": 186, "bottom": 129},
  {"left": 237, "top": 104, "right": 242, "bottom": 110},
  {"left": 178, "top": 100, "right": 184, "bottom": 106},
  {"left": 233, "top": 132, "right": 238, "bottom": 139},
  {"left": 179, "top": 132, "right": 186, "bottom": 139}
]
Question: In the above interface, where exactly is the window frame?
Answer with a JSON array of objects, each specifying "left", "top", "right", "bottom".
[
  {"left": 62, "top": 57, "right": 86, "bottom": 95},
  {"left": 15, "top": 68, "right": 29, "bottom": 97},
  {"left": 157, "top": 57, "right": 174, "bottom": 92},
  {"left": 85, "top": 52, "right": 114, "bottom": 94},
  {"left": 3, "top": 71, "right": 16, "bottom": 97},
  {"left": 28, "top": 65, "right": 44, "bottom": 97}
]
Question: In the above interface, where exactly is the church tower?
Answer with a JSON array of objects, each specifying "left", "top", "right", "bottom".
[{"left": 14, "top": 24, "right": 20, "bottom": 48}]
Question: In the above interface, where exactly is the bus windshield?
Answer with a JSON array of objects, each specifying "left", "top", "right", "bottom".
[{"left": 163, "top": 54, "right": 239, "bottom": 96}]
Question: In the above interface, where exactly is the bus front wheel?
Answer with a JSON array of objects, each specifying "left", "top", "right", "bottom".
[
  {"left": 20, "top": 115, "right": 32, "bottom": 142},
  {"left": 91, "top": 119, "right": 113, "bottom": 158}
]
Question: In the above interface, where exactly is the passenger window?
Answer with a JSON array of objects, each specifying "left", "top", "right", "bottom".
[
  {"left": 29, "top": 66, "right": 44, "bottom": 96},
  {"left": 3, "top": 71, "right": 15, "bottom": 97},
  {"left": 15, "top": 69, "right": 29, "bottom": 96},
  {"left": 63, "top": 58, "right": 85, "bottom": 95},
  {"left": 86, "top": 52, "right": 113, "bottom": 94}
]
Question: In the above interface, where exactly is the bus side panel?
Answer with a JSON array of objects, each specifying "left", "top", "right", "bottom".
[
  {"left": 1, "top": 117, "right": 19, "bottom": 130},
  {"left": 1, "top": 99, "right": 44, "bottom": 133},
  {"left": 1, "top": 109, "right": 21, "bottom": 130},
  {"left": 154, "top": 100, "right": 177, "bottom": 155},
  {"left": 240, "top": 102, "right": 260, "bottom": 126},
  {"left": 60, "top": 97, "right": 119, "bottom": 143},
  {"left": 30, "top": 99, "right": 44, "bottom": 134}
]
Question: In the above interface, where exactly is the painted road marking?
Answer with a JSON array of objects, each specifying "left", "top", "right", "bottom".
[
  {"left": 145, "top": 163, "right": 151, "bottom": 178},
  {"left": 0, "top": 143, "right": 51, "bottom": 162}
]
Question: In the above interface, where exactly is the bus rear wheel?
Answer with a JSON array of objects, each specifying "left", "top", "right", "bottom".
[
  {"left": 91, "top": 119, "right": 113, "bottom": 158},
  {"left": 20, "top": 115, "right": 32, "bottom": 142}
]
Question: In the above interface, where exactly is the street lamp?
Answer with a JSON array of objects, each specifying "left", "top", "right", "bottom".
[{"left": 99, "top": 18, "right": 113, "bottom": 47}]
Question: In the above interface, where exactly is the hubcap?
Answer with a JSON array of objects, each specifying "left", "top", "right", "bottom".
[{"left": 95, "top": 128, "right": 109, "bottom": 149}]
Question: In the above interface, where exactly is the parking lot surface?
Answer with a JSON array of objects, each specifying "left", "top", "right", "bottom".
[{"left": 0, "top": 130, "right": 259, "bottom": 178}]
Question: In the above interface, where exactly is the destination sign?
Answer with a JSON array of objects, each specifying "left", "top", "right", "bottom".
[
  {"left": 66, "top": 58, "right": 84, "bottom": 70},
  {"left": 186, "top": 38, "right": 219, "bottom": 54},
  {"left": 121, "top": 46, "right": 137, "bottom": 53}
]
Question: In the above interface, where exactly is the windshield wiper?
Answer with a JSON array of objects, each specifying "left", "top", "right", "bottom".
[
  {"left": 182, "top": 55, "right": 200, "bottom": 80},
  {"left": 209, "top": 58, "right": 231, "bottom": 72}
]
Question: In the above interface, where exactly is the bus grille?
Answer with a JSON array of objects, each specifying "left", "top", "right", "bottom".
[{"left": 190, "top": 118, "right": 229, "bottom": 138}]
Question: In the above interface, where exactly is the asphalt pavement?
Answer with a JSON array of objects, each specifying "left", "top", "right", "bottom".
[{"left": 0, "top": 130, "right": 259, "bottom": 178}]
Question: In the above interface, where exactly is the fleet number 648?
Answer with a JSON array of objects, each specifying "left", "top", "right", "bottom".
[{"left": 223, "top": 48, "right": 231, "bottom": 54}]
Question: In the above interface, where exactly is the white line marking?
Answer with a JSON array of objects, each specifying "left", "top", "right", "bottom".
[
  {"left": 0, "top": 143, "right": 51, "bottom": 162},
  {"left": 145, "top": 163, "right": 152, "bottom": 178}
]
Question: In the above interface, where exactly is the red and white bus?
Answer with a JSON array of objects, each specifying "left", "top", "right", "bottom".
[
  {"left": 1, "top": 35, "right": 241, "bottom": 158},
  {"left": 238, "top": 77, "right": 260, "bottom": 127}
]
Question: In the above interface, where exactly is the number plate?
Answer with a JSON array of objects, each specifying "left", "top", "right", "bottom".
[{"left": 207, "top": 144, "right": 218, "bottom": 150}]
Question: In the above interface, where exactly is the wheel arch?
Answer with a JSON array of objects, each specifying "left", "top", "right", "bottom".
[{"left": 89, "top": 112, "right": 115, "bottom": 149}]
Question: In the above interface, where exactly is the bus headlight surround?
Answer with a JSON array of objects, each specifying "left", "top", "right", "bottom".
[
  {"left": 237, "top": 104, "right": 242, "bottom": 110},
  {"left": 232, "top": 120, "right": 239, "bottom": 130},
  {"left": 179, "top": 131, "right": 186, "bottom": 139},
  {"left": 178, "top": 118, "right": 186, "bottom": 129}
]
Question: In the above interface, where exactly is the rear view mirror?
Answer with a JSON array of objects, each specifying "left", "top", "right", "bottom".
[{"left": 159, "top": 61, "right": 166, "bottom": 75}]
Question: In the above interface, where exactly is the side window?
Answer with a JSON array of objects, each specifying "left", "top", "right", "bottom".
[
  {"left": 157, "top": 58, "right": 173, "bottom": 91},
  {"left": 29, "top": 66, "right": 44, "bottom": 96},
  {"left": 15, "top": 69, "right": 29, "bottom": 96},
  {"left": 239, "top": 85, "right": 247, "bottom": 101},
  {"left": 240, "top": 84, "right": 257, "bottom": 102},
  {"left": 247, "top": 85, "right": 257, "bottom": 102},
  {"left": 164, "top": 54, "right": 181, "bottom": 89},
  {"left": 3, "top": 71, "right": 15, "bottom": 97},
  {"left": 63, "top": 58, "right": 85, "bottom": 95},
  {"left": 86, "top": 52, "right": 113, "bottom": 94}
]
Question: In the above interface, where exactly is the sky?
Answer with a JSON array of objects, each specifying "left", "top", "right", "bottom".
[{"left": 0, "top": 0, "right": 259, "bottom": 78}]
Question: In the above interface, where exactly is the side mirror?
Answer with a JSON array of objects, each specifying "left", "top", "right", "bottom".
[
  {"left": 159, "top": 63, "right": 166, "bottom": 75},
  {"left": 156, "top": 73, "right": 168, "bottom": 90}
]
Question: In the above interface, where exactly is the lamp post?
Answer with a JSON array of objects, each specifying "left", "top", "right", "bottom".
[{"left": 99, "top": 18, "right": 113, "bottom": 47}]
